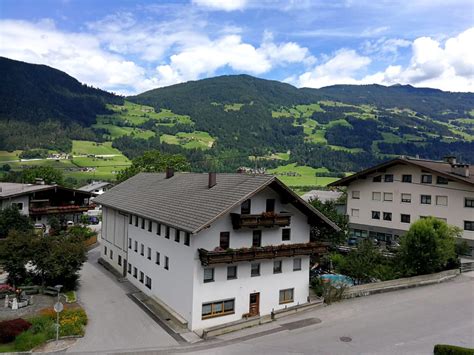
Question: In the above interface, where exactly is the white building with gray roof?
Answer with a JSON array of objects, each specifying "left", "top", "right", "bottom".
[{"left": 94, "top": 170, "right": 338, "bottom": 333}]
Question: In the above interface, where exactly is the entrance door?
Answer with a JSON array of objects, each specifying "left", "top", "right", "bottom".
[{"left": 249, "top": 292, "right": 260, "bottom": 316}]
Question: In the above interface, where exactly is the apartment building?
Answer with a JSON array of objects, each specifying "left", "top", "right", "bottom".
[
  {"left": 329, "top": 156, "right": 474, "bottom": 256},
  {"left": 94, "top": 170, "right": 338, "bottom": 332}
]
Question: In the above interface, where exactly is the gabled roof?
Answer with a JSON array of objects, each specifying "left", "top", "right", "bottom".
[
  {"left": 94, "top": 172, "right": 340, "bottom": 234},
  {"left": 0, "top": 183, "right": 92, "bottom": 199},
  {"left": 79, "top": 181, "right": 113, "bottom": 192},
  {"left": 329, "top": 157, "right": 474, "bottom": 187}
]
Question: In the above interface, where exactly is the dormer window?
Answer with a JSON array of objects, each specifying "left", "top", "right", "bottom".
[{"left": 241, "top": 199, "right": 251, "bottom": 214}]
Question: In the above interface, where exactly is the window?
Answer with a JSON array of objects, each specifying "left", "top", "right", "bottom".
[
  {"left": 141, "top": 218, "right": 145, "bottom": 229},
  {"left": 465, "top": 198, "right": 474, "bottom": 208},
  {"left": 279, "top": 288, "right": 294, "bottom": 304},
  {"left": 436, "top": 176, "right": 449, "bottom": 185},
  {"left": 227, "top": 266, "right": 237, "bottom": 280},
  {"left": 372, "top": 211, "right": 380, "bottom": 220},
  {"left": 352, "top": 190, "right": 360, "bottom": 199},
  {"left": 282, "top": 228, "right": 291, "bottom": 241},
  {"left": 273, "top": 260, "right": 282, "bottom": 274},
  {"left": 252, "top": 230, "right": 262, "bottom": 247},
  {"left": 220, "top": 232, "right": 230, "bottom": 249},
  {"left": 436, "top": 196, "right": 448, "bottom": 206},
  {"left": 104, "top": 246, "right": 107, "bottom": 255},
  {"left": 135, "top": 216, "right": 139, "bottom": 227},
  {"left": 204, "top": 268, "right": 214, "bottom": 283},
  {"left": 139, "top": 271, "right": 144, "bottom": 283},
  {"left": 402, "top": 174, "right": 412, "bottom": 183},
  {"left": 155, "top": 252, "right": 160, "bottom": 265},
  {"left": 134, "top": 241, "right": 138, "bottom": 252},
  {"left": 175, "top": 229, "right": 180, "bottom": 243},
  {"left": 184, "top": 232, "right": 190, "bottom": 246},
  {"left": 128, "top": 238, "right": 132, "bottom": 249},
  {"left": 156, "top": 223, "right": 161, "bottom": 236},
  {"left": 165, "top": 226, "right": 170, "bottom": 239},
  {"left": 373, "top": 175, "right": 382, "bottom": 182},
  {"left": 128, "top": 263, "right": 132, "bottom": 274},
  {"left": 118, "top": 255, "right": 122, "bottom": 266},
  {"left": 351, "top": 209, "right": 359, "bottom": 217},
  {"left": 383, "top": 192, "right": 393, "bottom": 201},
  {"left": 241, "top": 199, "right": 251, "bottom": 214},
  {"left": 133, "top": 267, "right": 137, "bottom": 278},
  {"left": 464, "top": 221, "right": 474, "bottom": 231},
  {"left": 401, "top": 193, "right": 411, "bottom": 203},
  {"left": 293, "top": 258, "right": 302, "bottom": 271},
  {"left": 140, "top": 244, "right": 144, "bottom": 256},
  {"left": 384, "top": 174, "right": 393, "bottom": 182},
  {"left": 10, "top": 202, "right": 23, "bottom": 210},
  {"left": 421, "top": 195, "right": 432, "bottom": 204},
  {"left": 251, "top": 263, "right": 260, "bottom": 277},
  {"left": 383, "top": 212, "right": 392, "bottom": 221},
  {"left": 401, "top": 214, "right": 411, "bottom": 223},
  {"left": 266, "top": 199, "right": 275, "bottom": 212},
  {"left": 202, "top": 299, "right": 235, "bottom": 319},
  {"left": 129, "top": 214, "right": 133, "bottom": 224},
  {"left": 148, "top": 220, "right": 152, "bottom": 232},
  {"left": 147, "top": 247, "right": 151, "bottom": 260},
  {"left": 145, "top": 276, "right": 152, "bottom": 289},
  {"left": 372, "top": 192, "right": 381, "bottom": 201},
  {"left": 421, "top": 174, "right": 432, "bottom": 184},
  {"left": 109, "top": 249, "right": 113, "bottom": 260},
  {"left": 164, "top": 256, "right": 169, "bottom": 270}
]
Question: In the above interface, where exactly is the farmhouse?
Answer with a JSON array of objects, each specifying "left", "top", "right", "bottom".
[
  {"left": 79, "top": 181, "right": 113, "bottom": 196},
  {"left": 329, "top": 156, "right": 474, "bottom": 256},
  {"left": 0, "top": 180, "right": 93, "bottom": 228},
  {"left": 94, "top": 170, "right": 339, "bottom": 332}
]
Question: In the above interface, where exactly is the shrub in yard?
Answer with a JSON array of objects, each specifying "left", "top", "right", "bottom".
[
  {"left": 29, "top": 316, "right": 55, "bottom": 338},
  {"left": 14, "top": 331, "right": 48, "bottom": 351},
  {"left": 433, "top": 344, "right": 474, "bottom": 355},
  {"left": 39, "top": 306, "right": 88, "bottom": 336},
  {"left": 0, "top": 318, "right": 32, "bottom": 343}
]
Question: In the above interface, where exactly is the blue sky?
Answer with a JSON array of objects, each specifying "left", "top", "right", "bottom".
[{"left": 1, "top": 0, "right": 473, "bottom": 94}]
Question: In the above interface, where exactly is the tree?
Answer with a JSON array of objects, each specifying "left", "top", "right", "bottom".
[
  {"left": 337, "top": 239, "right": 383, "bottom": 284},
  {"left": 397, "top": 217, "right": 458, "bottom": 276},
  {"left": 116, "top": 150, "right": 190, "bottom": 183},
  {"left": 1, "top": 164, "right": 11, "bottom": 172},
  {"left": 310, "top": 196, "right": 348, "bottom": 246},
  {"left": 0, "top": 206, "right": 33, "bottom": 238},
  {"left": 0, "top": 231, "right": 32, "bottom": 286},
  {"left": 20, "top": 166, "right": 64, "bottom": 185}
]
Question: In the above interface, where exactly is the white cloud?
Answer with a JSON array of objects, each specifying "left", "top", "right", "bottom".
[
  {"left": 296, "top": 49, "right": 371, "bottom": 88},
  {"left": 192, "top": 0, "right": 248, "bottom": 11}
]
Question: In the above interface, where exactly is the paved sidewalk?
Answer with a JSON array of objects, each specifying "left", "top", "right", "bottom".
[{"left": 67, "top": 247, "right": 178, "bottom": 353}]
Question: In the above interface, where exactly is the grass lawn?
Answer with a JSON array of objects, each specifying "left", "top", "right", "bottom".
[
  {"left": 72, "top": 141, "right": 122, "bottom": 156},
  {"left": 72, "top": 155, "right": 130, "bottom": 167},
  {"left": 8, "top": 159, "right": 76, "bottom": 170},
  {"left": 0, "top": 342, "right": 16, "bottom": 353},
  {"left": 0, "top": 150, "right": 22, "bottom": 162},
  {"left": 267, "top": 163, "right": 338, "bottom": 186}
]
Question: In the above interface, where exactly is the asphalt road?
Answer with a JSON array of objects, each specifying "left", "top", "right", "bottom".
[
  {"left": 67, "top": 247, "right": 178, "bottom": 353},
  {"left": 188, "top": 273, "right": 474, "bottom": 355}
]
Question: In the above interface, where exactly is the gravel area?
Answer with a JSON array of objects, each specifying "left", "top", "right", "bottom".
[{"left": 0, "top": 294, "right": 56, "bottom": 320}]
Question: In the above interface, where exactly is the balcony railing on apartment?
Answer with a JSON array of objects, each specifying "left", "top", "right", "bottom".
[
  {"left": 198, "top": 242, "right": 329, "bottom": 266},
  {"left": 29, "top": 205, "right": 91, "bottom": 215},
  {"left": 230, "top": 212, "right": 291, "bottom": 229}
]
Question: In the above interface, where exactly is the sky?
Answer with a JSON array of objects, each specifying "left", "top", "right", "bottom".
[{"left": 0, "top": 0, "right": 473, "bottom": 95}]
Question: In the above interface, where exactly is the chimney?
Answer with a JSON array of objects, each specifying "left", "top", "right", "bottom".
[
  {"left": 444, "top": 156, "right": 457, "bottom": 165},
  {"left": 208, "top": 172, "right": 217, "bottom": 188},
  {"left": 35, "top": 178, "right": 45, "bottom": 185},
  {"left": 451, "top": 163, "right": 470, "bottom": 178},
  {"left": 165, "top": 167, "right": 174, "bottom": 179}
]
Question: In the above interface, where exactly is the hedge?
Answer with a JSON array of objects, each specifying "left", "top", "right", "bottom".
[{"left": 434, "top": 344, "right": 474, "bottom": 355}]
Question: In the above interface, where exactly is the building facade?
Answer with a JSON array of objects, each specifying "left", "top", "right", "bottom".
[
  {"left": 95, "top": 172, "right": 337, "bottom": 332},
  {"left": 330, "top": 157, "right": 474, "bottom": 256}
]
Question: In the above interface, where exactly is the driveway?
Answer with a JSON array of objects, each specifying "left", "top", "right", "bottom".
[{"left": 68, "top": 247, "right": 178, "bottom": 353}]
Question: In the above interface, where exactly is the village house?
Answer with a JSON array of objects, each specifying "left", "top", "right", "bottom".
[
  {"left": 329, "top": 156, "right": 474, "bottom": 257},
  {"left": 79, "top": 181, "right": 113, "bottom": 197},
  {"left": 0, "top": 180, "right": 93, "bottom": 227},
  {"left": 94, "top": 170, "right": 338, "bottom": 332}
]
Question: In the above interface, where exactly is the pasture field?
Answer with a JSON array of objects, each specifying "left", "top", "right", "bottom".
[
  {"left": 71, "top": 141, "right": 122, "bottom": 156},
  {"left": 160, "top": 131, "right": 215, "bottom": 149},
  {"left": 0, "top": 150, "right": 22, "bottom": 162},
  {"left": 267, "top": 163, "right": 339, "bottom": 186},
  {"left": 92, "top": 123, "right": 155, "bottom": 139},
  {"left": 224, "top": 103, "right": 244, "bottom": 111}
]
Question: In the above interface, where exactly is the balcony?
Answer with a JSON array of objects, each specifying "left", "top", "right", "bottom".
[
  {"left": 198, "top": 242, "right": 329, "bottom": 266},
  {"left": 29, "top": 205, "right": 92, "bottom": 215},
  {"left": 230, "top": 212, "right": 291, "bottom": 229}
]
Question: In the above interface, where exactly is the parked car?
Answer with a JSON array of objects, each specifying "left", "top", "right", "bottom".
[
  {"left": 347, "top": 237, "right": 358, "bottom": 246},
  {"left": 89, "top": 216, "right": 100, "bottom": 225},
  {"left": 33, "top": 223, "right": 46, "bottom": 235}
]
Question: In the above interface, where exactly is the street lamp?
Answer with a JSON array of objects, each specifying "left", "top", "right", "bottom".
[{"left": 54, "top": 285, "right": 63, "bottom": 344}]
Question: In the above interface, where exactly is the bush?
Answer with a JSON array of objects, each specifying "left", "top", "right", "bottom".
[
  {"left": 0, "top": 318, "right": 32, "bottom": 344},
  {"left": 29, "top": 316, "right": 55, "bottom": 338},
  {"left": 434, "top": 344, "right": 474, "bottom": 354},
  {"left": 14, "top": 331, "right": 48, "bottom": 351}
]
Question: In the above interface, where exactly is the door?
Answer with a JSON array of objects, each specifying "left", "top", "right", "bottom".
[{"left": 249, "top": 292, "right": 260, "bottom": 316}]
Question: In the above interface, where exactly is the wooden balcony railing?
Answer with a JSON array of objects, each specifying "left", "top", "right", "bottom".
[
  {"left": 230, "top": 212, "right": 291, "bottom": 229},
  {"left": 198, "top": 242, "right": 329, "bottom": 266},
  {"left": 29, "top": 205, "right": 92, "bottom": 215}
]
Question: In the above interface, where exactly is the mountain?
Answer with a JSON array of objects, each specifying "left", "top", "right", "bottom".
[{"left": 0, "top": 57, "right": 122, "bottom": 126}]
